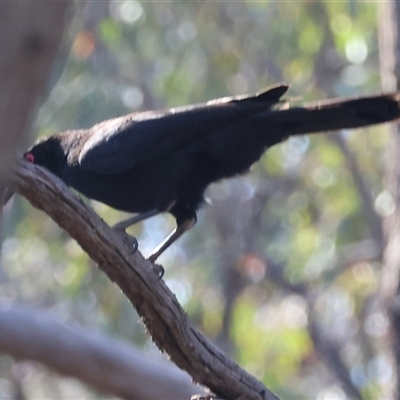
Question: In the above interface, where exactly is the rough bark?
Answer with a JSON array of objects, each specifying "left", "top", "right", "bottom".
[{"left": 11, "top": 159, "right": 279, "bottom": 400}]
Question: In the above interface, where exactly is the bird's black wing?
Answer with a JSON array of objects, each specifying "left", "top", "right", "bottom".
[{"left": 78, "top": 84, "right": 289, "bottom": 175}]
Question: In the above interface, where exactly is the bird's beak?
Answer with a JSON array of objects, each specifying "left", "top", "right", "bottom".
[{"left": 2, "top": 186, "right": 14, "bottom": 206}]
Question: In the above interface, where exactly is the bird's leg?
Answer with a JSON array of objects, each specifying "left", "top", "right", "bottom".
[
  {"left": 113, "top": 209, "right": 160, "bottom": 254},
  {"left": 148, "top": 216, "right": 196, "bottom": 263},
  {"left": 113, "top": 209, "right": 160, "bottom": 231}
]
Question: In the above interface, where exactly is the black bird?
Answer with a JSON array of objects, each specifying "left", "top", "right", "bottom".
[{"left": 21, "top": 84, "right": 400, "bottom": 261}]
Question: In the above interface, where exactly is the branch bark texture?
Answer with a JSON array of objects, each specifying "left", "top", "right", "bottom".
[{"left": 11, "top": 159, "right": 279, "bottom": 400}]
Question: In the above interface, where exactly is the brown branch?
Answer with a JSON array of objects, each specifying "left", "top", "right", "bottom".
[
  {"left": 10, "top": 159, "right": 279, "bottom": 400},
  {"left": 0, "top": 302, "right": 200, "bottom": 400}
]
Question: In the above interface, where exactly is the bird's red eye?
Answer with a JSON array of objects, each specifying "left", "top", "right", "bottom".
[{"left": 25, "top": 153, "right": 34, "bottom": 163}]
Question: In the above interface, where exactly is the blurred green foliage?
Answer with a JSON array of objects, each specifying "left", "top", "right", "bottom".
[{"left": 1, "top": 1, "right": 393, "bottom": 399}]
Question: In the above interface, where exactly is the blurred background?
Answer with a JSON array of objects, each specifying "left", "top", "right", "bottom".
[{"left": 0, "top": 1, "right": 396, "bottom": 399}]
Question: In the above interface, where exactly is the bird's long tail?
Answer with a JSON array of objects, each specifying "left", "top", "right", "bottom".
[{"left": 269, "top": 93, "right": 400, "bottom": 136}]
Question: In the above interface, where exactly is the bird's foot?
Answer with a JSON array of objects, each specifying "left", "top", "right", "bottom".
[
  {"left": 147, "top": 252, "right": 165, "bottom": 278},
  {"left": 151, "top": 263, "right": 165, "bottom": 279},
  {"left": 113, "top": 227, "right": 138, "bottom": 254}
]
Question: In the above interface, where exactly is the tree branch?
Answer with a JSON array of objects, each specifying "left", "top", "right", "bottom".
[
  {"left": 0, "top": 302, "right": 200, "bottom": 400},
  {"left": 10, "top": 159, "right": 279, "bottom": 400}
]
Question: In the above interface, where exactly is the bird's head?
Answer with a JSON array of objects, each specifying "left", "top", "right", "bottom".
[
  {"left": 3, "top": 137, "right": 66, "bottom": 206},
  {"left": 24, "top": 136, "right": 66, "bottom": 176}
]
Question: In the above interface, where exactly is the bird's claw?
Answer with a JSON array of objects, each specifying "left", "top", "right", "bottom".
[
  {"left": 151, "top": 262, "right": 165, "bottom": 279},
  {"left": 129, "top": 236, "right": 139, "bottom": 254}
]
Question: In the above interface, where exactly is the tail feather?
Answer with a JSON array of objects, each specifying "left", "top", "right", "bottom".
[{"left": 269, "top": 93, "right": 400, "bottom": 136}]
